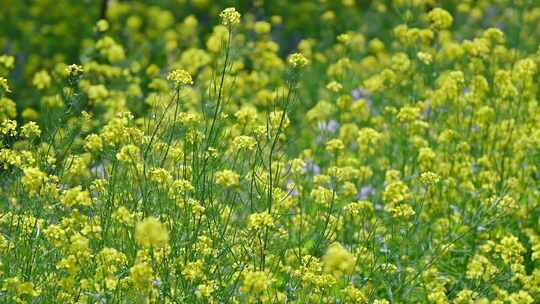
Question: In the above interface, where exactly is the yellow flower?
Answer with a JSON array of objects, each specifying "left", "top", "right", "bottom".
[
  {"left": 215, "top": 169, "right": 240, "bottom": 188},
  {"left": 21, "top": 167, "right": 48, "bottom": 195},
  {"left": 182, "top": 260, "right": 205, "bottom": 281},
  {"left": 95, "top": 19, "right": 109, "bottom": 32},
  {"left": 241, "top": 270, "right": 273, "bottom": 293},
  {"left": 311, "top": 186, "right": 333, "bottom": 205},
  {"left": 232, "top": 135, "right": 256, "bottom": 151},
  {"left": 323, "top": 242, "right": 356, "bottom": 277},
  {"left": 135, "top": 217, "right": 169, "bottom": 249},
  {"left": 326, "top": 138, "right": 345, "bottom": 152},
  {"left": 420, "top": 171, "right": 440, "bottom": 186},
  {"left": 0, "top": 55, "right": 15, "bottom": 70},
  {"left": 95, "top": 36, "right": 125, "bottom": 63},
  {"left": 0, "top": 77, "right": 10, "bottom": 93},
  {"left": 247, "top": 212, "right": 274, "bottom": 230},
  {"left": 112, "top": 206, "right": 135, "bottom": 226},
  {"left": 21, "top": 108, "right": 38, "bottom": 121},
  {"left": 508, "top": 291, "right": 533, "bottom": 304},
  {"left": 130, "top": 262, "right": 154, "bottom": 291},
  {"left": 87, "top": 84, "right": 109, "bottom": 101},
  {"left": 254, "top": 21, "right": 271, "bottom": 34},
  {"left": 20, "top": 121, "right": 41, "bottom": 138},
  {"left": 428, "top": 8, "right": 453, "bottom": 30},
  {"left": 220, "top": 7, "right": 241, "bottom": 26},
  {"left": 61, "top": 186, "right": 92, "bottom": 207},
  {"left": 417, "top": 51, "right": 433, "bottom": 64},
  {"left": 326, "top": 80, "right": 343, "bottom": 92},
  {"left": 150, "top": 168, "right": 173, "bottom": 185},
  {"left": 167, "top": 69, "right": 193, "bottom": 86},
  {"left": 116, "top": 144, "right": 140, "bottom": 162},
  {"left": 2, "top": 277, "right": 40, "bottom": 298},
  {"left": 196, "top": 282, "right": 216, "bottom": 299},
  {"left": 288, "top": 53, "right": 309, "bottom": 68},
  {"left": 0, "top": 97, "right": 16, "bottom": 119},
  {"left": 84, "top": 134, "right": 103, "bottom": 152},
  {"left": 65, "top": 64, "right": 84, "bottom": 77},
  {"left": 466, "top": 254, "right": 497, "bottom": 281},
  {"left": 32, "top": 70, "right": 51, "bottom": 90}
]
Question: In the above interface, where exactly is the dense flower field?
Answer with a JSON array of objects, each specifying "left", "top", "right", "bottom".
[{"left": 2, "top": 0, "right": 540, "bottom": 303}]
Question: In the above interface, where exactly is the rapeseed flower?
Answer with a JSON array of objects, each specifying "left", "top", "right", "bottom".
[{"left": 135, "top": 217, "right": 169, "bottom": 249}]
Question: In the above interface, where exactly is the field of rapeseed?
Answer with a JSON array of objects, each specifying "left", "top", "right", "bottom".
[{"left": 2, "top": 0, "right": 540, "bottom": 303}]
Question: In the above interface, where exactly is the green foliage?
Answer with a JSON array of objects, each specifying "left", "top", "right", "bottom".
[{"left": 1, "top": 1, "right": 540, "bottom": 303}]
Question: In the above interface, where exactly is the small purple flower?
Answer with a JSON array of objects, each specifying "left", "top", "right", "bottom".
[
  {"left": 357, "top": 185, "right": 374, "bottom": 199},
  {"left": 422, "top": 99, "right": 432, "bottom": 119},
  {"left": 91, "top": 163, "right": 105, "bottom": 178},
  {"left": 304, "top": 159, "right": 320, "bottom": 175},
  {"left": 317, "top": 119, "right": 339, "bottom": 133},
  {"left": 351, "top": 88, "right": 368, "bottom": 100},
  {"left": 286, "top": 179, "right": 299, "bottom": 197}
]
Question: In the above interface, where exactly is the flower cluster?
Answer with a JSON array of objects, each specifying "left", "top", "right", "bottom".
[
  {"left": 167, "top": 68, "right": 193, "bottom": 87},
  {"left": 1, "top": 2, "right": 540, "bottom": 303},
  {"left": 219, "top": 7, "right": 241, "bottom": 26}
]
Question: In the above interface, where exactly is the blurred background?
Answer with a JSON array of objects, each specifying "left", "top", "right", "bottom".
[{"left": 1, "top": 0, "right": 536, "bottom": 112}]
